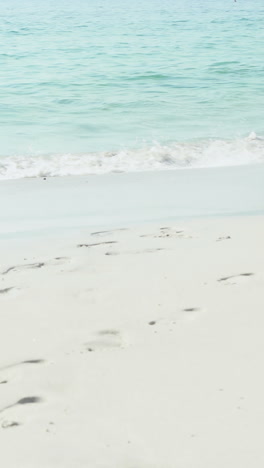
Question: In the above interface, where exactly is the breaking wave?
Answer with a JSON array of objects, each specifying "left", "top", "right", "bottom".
[{"left": 0, "top": 133, "right": 264, "bottom": 180}]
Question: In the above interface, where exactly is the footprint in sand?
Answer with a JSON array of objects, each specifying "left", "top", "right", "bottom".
[
  {"left": 0, "top": 397, "right": 43, "bottom": 430},
  {"left": 0, "top": 286, "right": 21, "bottom": 299},
  {"left": 139, "top": 248, "right": 164, "bottom": 254},
  {"left": 0, "top": 359, "right": 45, "bottom": 371},
  {"left": 157, "top": 227, "right": 189, "bottom": 239},
  {"left": 78, "top": 241, "right": 117, "bottom": 248},
  {"left": 146, "top": 308, "right": 202, "bottom": 332},
  {"left": 181, "top": 307, "right": 204, "bottom": 322},
  {"left": 2, "top": 258, "right": 69, "bottom": 276},
  {"left": 90, "top": 228, "right": 127, "bottom": 237},
  {"left": 0, "top": 396, "right": 43, "bottom": 415},
  {"left": 2, "top": 263, "right": 45, "bottom": 275},
  {"left": 140, "top": 227, "right": 192, "bottom": 240},
  {"left": 85, "top": 330, "right": 125, "bottom": 352},
  {"left": 218, "top": 272, "right": 254, "bottom": 285},
  {"left": 146, "top": 317, "right": 177, "bottom": 333},
  {"left": 0, "top": 287, "right": 14, "bottom": 295},
  {"left": 105, "top": 248, "right": 163, "bottom": 256},
  {"left": 216, "top": 236, "right": 231, "bottom": 242},
  {"left": 0, "top": 360, "right": 45, "bottom": 388},
  {"left": 1, "top": 420, "right": 20, "bottom": 429},
  {"left": 0, "top": 361, "right": 45, "bottom": 430}
]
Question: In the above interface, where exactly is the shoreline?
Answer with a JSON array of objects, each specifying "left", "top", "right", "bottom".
[{"left": 1, "top": 162, "right": 264, "bottom": 238}]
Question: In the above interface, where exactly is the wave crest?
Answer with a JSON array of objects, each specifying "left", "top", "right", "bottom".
[{"left": 0, "top": 134, "right": 264, "bottom": 180}]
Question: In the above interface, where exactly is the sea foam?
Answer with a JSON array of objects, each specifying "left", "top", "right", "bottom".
[{"left": 0, "top": 134, "right": 263, "bottom": 180}]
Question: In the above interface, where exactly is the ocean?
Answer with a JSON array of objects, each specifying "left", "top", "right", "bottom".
[{"left": 0, "top": 0, "right": 264, "bottom": 179}]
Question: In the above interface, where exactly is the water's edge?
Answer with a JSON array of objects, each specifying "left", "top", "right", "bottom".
[
  {"left": 1, "top": 163, "right": 264, "bottom": 238},
  {"left": 0, "top": 133, "right": 263, "bottom": 180}
]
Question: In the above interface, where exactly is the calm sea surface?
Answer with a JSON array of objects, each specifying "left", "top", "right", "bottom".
[{"left": 0, "top": 0, "right": 264, "bottom": 178}]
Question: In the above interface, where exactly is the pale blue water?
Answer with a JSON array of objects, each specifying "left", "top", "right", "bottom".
[{"left": 0, "top": 0, "right": 264, "bottom": 178}]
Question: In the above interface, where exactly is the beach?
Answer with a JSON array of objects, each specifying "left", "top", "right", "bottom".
[
  {"left": 1, "top": 165, "right": 264, "bottom": 467},
  {"left": 1, "top": 0, "right": 264, "bottom": 464}
]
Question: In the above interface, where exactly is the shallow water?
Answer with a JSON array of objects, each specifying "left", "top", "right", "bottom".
[{"left": 0, "top": 0, "right": 264, "bottom": 178}]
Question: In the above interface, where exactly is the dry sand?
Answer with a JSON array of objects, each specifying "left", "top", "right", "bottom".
[{"left": 1, "top": 213, "right": 264, "bottom": 467}]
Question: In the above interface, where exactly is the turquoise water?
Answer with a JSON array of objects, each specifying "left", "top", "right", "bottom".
[{"left": 0, "top": 0, "right": 264, "bottom": 178}]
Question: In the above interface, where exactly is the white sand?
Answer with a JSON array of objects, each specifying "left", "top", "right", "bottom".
[{"left": 1, "top": 167, "right": 264, "bottom": 467}]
